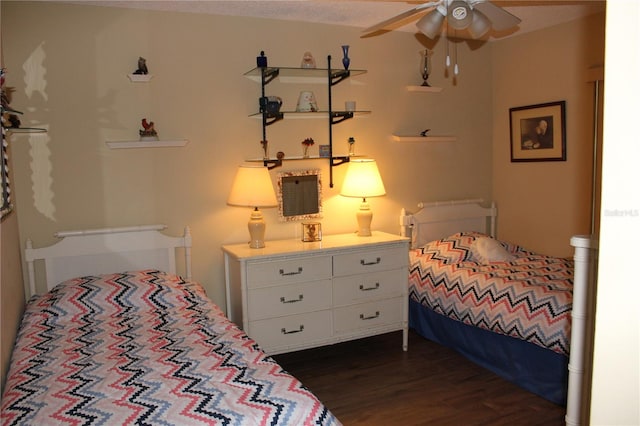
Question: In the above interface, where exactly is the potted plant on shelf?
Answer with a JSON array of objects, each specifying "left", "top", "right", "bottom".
[{"left": 301, "top": 138, "right": 314, "bottom": 158}]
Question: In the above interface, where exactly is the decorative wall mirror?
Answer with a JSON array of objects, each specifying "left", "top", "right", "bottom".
[{"left": 277, "top": 169, "right": 322, "bottom": 222}]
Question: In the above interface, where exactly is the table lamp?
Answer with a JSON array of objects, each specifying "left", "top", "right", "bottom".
[
  {"left": 227, "top": 164, "right": 278, "bottom": 248},
  {"left": 340, "top": 158, "right": 386, "bottom": 237}
]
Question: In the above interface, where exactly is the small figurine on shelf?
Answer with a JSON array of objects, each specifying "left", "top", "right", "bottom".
[
  {"left": 256, "top": 51, "right": 268, "bottom": 68},
  {"left": 348, "top": 136, "right": 356, "bottom": 156},
  {"left": 139, "top": 118, "right": 158, "bottom": 141},
  {"left": 300, "top": 51, "right": 316, "bottom": 69},
  {"left": 133, "top": 57, "right": 149, "bottom": 75},
  {"left": 260, "top": 140, "right": 269, "bottom": 160},
  {"left": 301, "top": 137, "right": 315, "bottom": 158}
]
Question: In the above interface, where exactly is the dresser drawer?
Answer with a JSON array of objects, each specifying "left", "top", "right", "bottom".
[
  {"left": 333, "top": 245, "right": 407, "bottom": 277},
  {"left": 333, "top": 269, "right": 405, "bottom": 306},
  {"left": 246, "top": 255, "right": 332, "bottom": 288},
  {"left": 248, "top": 279, "right": 332, "bottom": 320},
  {"left": 249, "top": 310, "right": 333, "bottom": 351},
  {"left": 333, "top": 297, "right": 403, "bottom": 333}
]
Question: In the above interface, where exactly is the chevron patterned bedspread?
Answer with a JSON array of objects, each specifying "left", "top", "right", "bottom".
[
  {"left": 1, "top": 270, "right": 339, "bottom": 426},
  {"left": 408, "top": 232, "right": 573, "bottom": 356}
]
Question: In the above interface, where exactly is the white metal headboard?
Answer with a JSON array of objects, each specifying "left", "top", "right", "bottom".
[
  {"left": 25, "top": 225, "right": 192, "bottom": 296},
  {"left": 400, "top": 199, "right": 497, "bottom": 248}
]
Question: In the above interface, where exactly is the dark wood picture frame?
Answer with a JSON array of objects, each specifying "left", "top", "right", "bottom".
[{"left": 509, "top": 101, "right": 566, "bottom": 162}]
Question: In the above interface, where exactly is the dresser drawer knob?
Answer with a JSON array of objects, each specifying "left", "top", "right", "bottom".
[
  {"left": 360, "top": 311, "right": 380, "bottom": 320},
  {"left": 359, "top": 282, "right": 380, "bottom": 291},
  {"left": 281, "top": 325, "right": 304, "bottom": 335},
  {"left": 279, "top": 267, "right": 303, "bottom": 276},
  {"left": 360, "top": 257, "right": 381, "bottom": 266},
  {"left": 280, "top": 294, "right": 304, "bottom": 304}
]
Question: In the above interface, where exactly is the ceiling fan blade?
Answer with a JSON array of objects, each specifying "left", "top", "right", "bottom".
[
  {"left": 473, "top": 1, "right": 521, "bottom": 31},
  {"left": 362, "top": 2, "right": 440, "bottom": 35}
]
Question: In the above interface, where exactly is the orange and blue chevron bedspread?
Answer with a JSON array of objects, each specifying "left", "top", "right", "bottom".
[
  {"left": 1, "top": 270, "right": 339, "bottom": 426},
  {"left": 408, "top": 233, "right": 573, "bottom": 356}
]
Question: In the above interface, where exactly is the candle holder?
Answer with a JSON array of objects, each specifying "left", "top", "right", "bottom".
[{"left": 420, "top": 49, "right": 432, "bottom": 87}]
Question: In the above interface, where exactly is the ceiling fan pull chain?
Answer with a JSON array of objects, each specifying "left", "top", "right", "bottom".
[
  {"left": 445, "top": 1, "right": 451, "bottom": 69},
  {"left": 454, "top": 29, "right": 459, "bottom": 75}
]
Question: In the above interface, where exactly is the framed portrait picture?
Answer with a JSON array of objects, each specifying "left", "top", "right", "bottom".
[
  {"left": 301, "top": 222, "right": 322, "bottom": 242},
  {"left": 509, "top": 101, "right": 566, "bottom": 162}
]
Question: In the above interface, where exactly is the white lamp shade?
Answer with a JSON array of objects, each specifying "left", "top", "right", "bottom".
[
  {"left": 416, "top": 9, "right": 445, "bottom": 39},
  {"left": 468, "top": 9, "right": 491, "bottom": 38},
  {"left": 340, "top": 159, "right": 386, "bottom": 199},
  {"left": 227, "top": 164, "right": 277, "bottom": 208}
]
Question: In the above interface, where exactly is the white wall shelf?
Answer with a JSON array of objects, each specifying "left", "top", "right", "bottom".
[
  {"left": 406, "top": 86, "right": 443, "bottom": 93},
  {"left": 391, "top": 135, "right": 456, "bottom": 143},
  {"left": 127, "top": 74, "right": 153, "bottom": 82},
  {"left": 106, "top": 139, "right": 188, "bottom": 149}
]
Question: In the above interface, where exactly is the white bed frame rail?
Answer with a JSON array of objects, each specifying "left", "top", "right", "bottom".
[
  {"left": 25, "top": 224, "right": 192, "bottom": 296},
  {"left": 400, "top": 199, "right": 497, "bottom": 248}
]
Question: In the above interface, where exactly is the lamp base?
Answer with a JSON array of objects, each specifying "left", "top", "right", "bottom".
[
  {"left": 248, "top": 207, "right": 266, "bottom": 248},
  {"left": 356, "top": 199, "right": 373, "bottom": 237}
]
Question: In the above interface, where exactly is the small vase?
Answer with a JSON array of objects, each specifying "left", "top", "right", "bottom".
[
  {"left": 341, "top": 45, "right": 350, "bottom": 70},
  {"left": 303, "top": 145, "right": 310, "bottom": 158},
  {"left": 348, "top": 137, "right": 355, "bottom": 156}
]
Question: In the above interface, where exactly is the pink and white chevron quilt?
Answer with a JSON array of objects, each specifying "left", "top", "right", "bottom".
[
  {"left": 1, "top": 270, "right": 339, "bottom": 426},
  {"left": 408, "top": 233, "right": 573, "bottom": 356}
]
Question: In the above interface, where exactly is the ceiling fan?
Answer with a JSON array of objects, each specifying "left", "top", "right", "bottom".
[
  {"left": 363, "top": 0, "right": 521, "bottom": 77},
  {"left": 362, "top": 0, "right": 521, "bottom": 39}
]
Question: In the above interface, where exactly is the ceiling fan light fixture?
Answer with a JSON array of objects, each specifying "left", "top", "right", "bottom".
[
  {"left": 447, "top": 0, "right": 472, "bottom": 30},
  {"left": 416, "top": 8, "right": 445, "bottom": 39},
  {"left": 468, "top": 9, "right": 491, "bottom": 38}
]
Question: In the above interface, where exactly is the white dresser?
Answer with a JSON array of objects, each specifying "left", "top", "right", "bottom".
[{"left": 222, "top": 231, "right": 410, "bottom": 354}]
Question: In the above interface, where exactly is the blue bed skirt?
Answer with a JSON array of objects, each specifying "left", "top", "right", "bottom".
[{"left": 409, "top": 298, "right": 568, "bottom": 405}]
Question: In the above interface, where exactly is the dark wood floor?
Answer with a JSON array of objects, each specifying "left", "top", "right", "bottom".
[{"left": 274, "top": 330, "right": 566, "bottom": 426}]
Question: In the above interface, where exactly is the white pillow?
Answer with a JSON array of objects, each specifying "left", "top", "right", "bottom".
[{"left": 470, "top": 237, "right": 515, "bottom": 264}]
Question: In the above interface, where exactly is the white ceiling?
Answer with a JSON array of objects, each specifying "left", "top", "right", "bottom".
[{"left": 72, "top": 0, "right": 606, "bottom": 39}]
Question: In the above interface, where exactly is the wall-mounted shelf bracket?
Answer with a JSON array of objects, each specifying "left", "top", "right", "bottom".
[
  {"left": 261, "top": 67, "right": 280, "bottom": 85},
  {"left": 330, "top": 111, "right": 354, "bottom": 124},
  {"left": 263, "top": 113, "right": 284, "bottom": 126},
  {"left": 330, "top": 70, "right": 350, "bottom": 86},
  {"left": 331, "top": 156, "right": 351, "bottom": 167},
  {"left": 263, "top": 158, "right": 282, "bottom": 170}
]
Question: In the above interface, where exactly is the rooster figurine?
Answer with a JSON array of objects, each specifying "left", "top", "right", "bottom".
[{"left": 139, "top": 118, "right": 158, "bottom": 140}]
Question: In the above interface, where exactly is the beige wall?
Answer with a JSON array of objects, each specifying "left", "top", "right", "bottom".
[
  {"left": 0, "top": 2, "right": 27, "bottom": 394},
  {"left": 0, "top": 212, "right": 25, "bottom": 394},
  {"left": 491, "top": 13, "right": 605, "bottom": 257},
  {"left": 3, "top": 1, "right": 494, "bottom": 307}
]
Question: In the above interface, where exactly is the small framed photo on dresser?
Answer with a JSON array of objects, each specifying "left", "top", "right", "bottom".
[{"left": 302, "top": 222, "right": 322, "bottom": 242}]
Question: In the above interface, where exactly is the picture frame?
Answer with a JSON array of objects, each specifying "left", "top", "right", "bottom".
[
  {"left": 301, "top": 222, "right": 322, "bottom": 242},
  {"left": 509, "top": 101, "right": 566, "bottom": 162}
]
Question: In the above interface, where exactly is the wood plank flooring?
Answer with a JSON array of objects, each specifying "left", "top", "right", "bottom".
[{"left": 274, "top": 330, "right": 566, "bottom": 426}]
